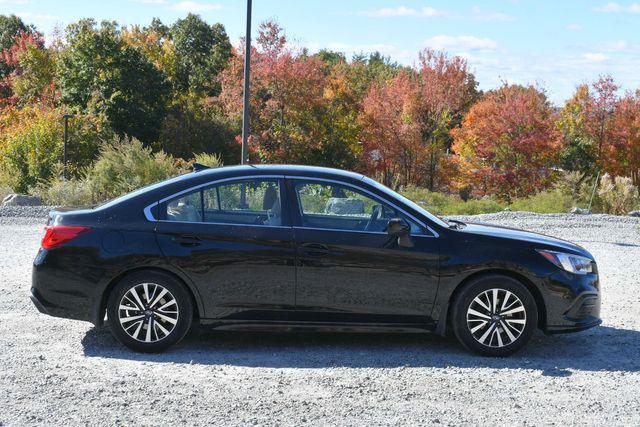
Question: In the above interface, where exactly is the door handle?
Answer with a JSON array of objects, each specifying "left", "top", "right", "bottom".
[
  {"left": 300, "top": 243, "right": 330, "bottom": 257},
  {"left": 172, "top": 234, "right": 202, "bottom": 247}
]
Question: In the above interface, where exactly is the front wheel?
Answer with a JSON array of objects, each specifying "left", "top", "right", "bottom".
[
  {"left": 107, "top": 271, "right": 193, "bottom": 353},
  {"left": 451, "top": 275, "right": 538, "bottom": 357}
]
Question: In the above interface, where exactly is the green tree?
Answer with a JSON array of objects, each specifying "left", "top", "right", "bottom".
[
  {"left": 57, "top": 19, "right": 170, "bottom": 144},
  {"left": 170, "top": 14, "right": 232, "bottom": 97}
]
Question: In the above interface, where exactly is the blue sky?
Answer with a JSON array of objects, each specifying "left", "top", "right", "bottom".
[{"left": 2, "top": 0, "right": 639, "bottom": 105}]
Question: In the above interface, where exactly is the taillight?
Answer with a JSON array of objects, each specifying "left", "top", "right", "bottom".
[{"left": 41, "top": 225, "right": 90, "bottom": 249}]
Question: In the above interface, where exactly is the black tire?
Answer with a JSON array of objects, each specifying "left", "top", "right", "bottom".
[
  {"left": 451, "top": 275, "right": 538, "bottom": 357},
  {"left": 107, "top": 271, "right": 193, "bottom": 353}
]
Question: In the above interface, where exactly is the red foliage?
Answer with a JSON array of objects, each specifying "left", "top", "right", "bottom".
[
  {"left": 359, "top": 49, "right": 478, "bottom": 189},
  {"left": 217, "top": 21, "right": 332, "bottom": 163},
  {"left": 608, "top": 92, "right": 640, "bottom": 185},
  {"left": 452, "top": 84, "right": 560, "bottom": 200}
]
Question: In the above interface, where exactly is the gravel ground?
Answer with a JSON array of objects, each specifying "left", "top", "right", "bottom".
[{"left": 1, "top": 208, "right": 639, "bottom": 426}]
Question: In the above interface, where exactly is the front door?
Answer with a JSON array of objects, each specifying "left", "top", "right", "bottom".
[
  {"left": 155, "top": 177, "right": 296, "bottom": 320},
  {"left": 289, "top": 179, "right": 439, "bottom": 325}
]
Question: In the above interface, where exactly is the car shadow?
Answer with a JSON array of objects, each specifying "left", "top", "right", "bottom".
[{"left": 82, "top": 325, "right": 640, "bottom": 375}]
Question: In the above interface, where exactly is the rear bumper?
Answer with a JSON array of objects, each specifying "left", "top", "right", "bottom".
[
  {"left": 31, "top": 250, "right": 100, "bottom": 324},
  {"left": 30, "top": 287, "right": 50, "bottom": 315}
]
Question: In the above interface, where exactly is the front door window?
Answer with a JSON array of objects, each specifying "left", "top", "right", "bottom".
[{"left": 294, "top": 181, "right": 423, "bottom": 234}]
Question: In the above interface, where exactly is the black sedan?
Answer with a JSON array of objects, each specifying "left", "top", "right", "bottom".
[{"left": 31, "top": 165, "right": 601, "bottom": 356}]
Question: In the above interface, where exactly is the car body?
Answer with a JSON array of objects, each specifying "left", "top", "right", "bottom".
[{"left": 31, "top": 165, "right": 601, "bottom": 356}]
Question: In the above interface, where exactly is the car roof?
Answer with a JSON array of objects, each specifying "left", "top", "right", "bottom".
[{"left": 193, "top": 164, "right": 366, "bottom": 181}]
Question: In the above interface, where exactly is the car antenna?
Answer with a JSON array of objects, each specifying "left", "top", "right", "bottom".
[{"left": 192, "top": 163, "right": 210, "bottom": 172}]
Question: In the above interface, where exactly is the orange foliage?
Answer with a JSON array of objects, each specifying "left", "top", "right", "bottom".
[{"left": 452, "top": 84, "right": 560, "bottom": 200}]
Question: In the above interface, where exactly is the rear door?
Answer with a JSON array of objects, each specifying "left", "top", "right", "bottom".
[
  {"left": 155, "top": 176, "right": 296, "bottom": 320},
  {"left": 288, "top": 178, "right": 439, "bottom": 325}
]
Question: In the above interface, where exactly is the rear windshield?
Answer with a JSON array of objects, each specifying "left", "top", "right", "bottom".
[{"left": 95, "top": 173, "right": 190, "bottom": 210}]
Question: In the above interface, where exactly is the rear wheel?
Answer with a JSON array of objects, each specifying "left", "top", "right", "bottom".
[
  {"left": 107, "top": 271, "right": 193, "bottom": 353},
  {"left": 451, "top": 275, "right": 538, "bottom": 357}
]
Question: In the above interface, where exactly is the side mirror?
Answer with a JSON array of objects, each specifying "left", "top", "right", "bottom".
[{"left": 387, "top": 218, "right": 413, "bottom": 248}]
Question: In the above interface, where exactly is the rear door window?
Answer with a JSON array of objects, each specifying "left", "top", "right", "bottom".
[{"left": 163, "top": 178, "right": 283, "bottom": 226}]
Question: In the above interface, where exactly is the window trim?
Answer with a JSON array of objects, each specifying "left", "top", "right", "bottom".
[
  {"left": 145, "top": 174, "right": 287, "bottom": 228},
  {"left": 143, "top": 174, "right": 439, "bottom": 238}
]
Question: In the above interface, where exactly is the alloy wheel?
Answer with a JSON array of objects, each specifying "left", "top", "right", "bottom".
[
  {"left": 118, "top": 283, "right": 179, "bottom": 343},
  {"left": 466, "top": 288, "right": 527, "bottom": 348}
]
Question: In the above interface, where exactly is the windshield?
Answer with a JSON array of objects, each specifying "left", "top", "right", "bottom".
[{"left": 362, "top": 177, "right": 449, "bottom": 229}]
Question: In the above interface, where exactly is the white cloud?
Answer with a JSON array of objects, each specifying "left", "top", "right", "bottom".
[
  {"left": 360, "top": 6, "right": 447, "bottom": 18},
  {"left": 582, "top": 52, "right": 609, "bottom": 62},
  {"left": 424, "top": 35, "right": 497, "bottom": 52},
  {"left": 595, "top": 2, "right": 640, "bottom": 13},
  {"left": 471, "top": 6, "right": 515, "bottom": 22},
  {"left": 169, "top": 1, "right": 222, "bottom": 12},
  {"left": 566, "top": 23, "right": 582, "bottom": 31}
]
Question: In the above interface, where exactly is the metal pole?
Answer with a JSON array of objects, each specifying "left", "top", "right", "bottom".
[
  {"left": 588, "top": 170, "right": 601, "bottom": 212},
  {"left": 63, "top": 114, "right": 70, "bottom": 180},
  {"left": 240, "top": 0, "right": 252, "bottom": 165}
]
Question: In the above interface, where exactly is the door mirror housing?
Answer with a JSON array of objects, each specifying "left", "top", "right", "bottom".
[{"left": 387, "top": 218, "right": 413, "bottom": 248}]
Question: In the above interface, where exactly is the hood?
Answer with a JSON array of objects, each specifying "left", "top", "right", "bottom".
[{"left": 457, "top": 221, "right": 591, "bottom": 257}]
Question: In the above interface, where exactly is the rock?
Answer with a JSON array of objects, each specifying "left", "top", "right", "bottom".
[
  {"left": 2, "top": 194, "right": 42, "bottom": 207},
  {"left": 628, "top": 211, "right": 640, "bottom": 217},
  {"left": 503, "top": 208, "right": 512, "bottom": 212},
  {"left": 570, "top": 207, "right": 591, "bottom": 215}
]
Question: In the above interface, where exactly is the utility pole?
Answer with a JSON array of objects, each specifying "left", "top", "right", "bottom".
[
  {"left": 241, "top": 0, "right": 252, "bottom": 165},
  {"left": 62, "top": 114, "right": 73, "bottom": 180}
]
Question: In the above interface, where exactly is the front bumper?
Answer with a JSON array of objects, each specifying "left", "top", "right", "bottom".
[{"left": 543, "top": 269, "right": 601, "bottom": 334}]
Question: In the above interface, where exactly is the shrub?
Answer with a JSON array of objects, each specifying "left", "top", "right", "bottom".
[
  {"left": 0, "top": 106, "right": 113, "bottom": 193},
  {"left": 0, "top": 184, "right": 12, "bottom": 202},
  {"left": 192, "top": 152, "right": 223, "bottom": 168},
  {"left": 400, "top": 186, "right": 504, "bottom": 216},
  {"left": 85, "top": 136, "right": 179, "bottom": 202},
  {"left": 34, "top": 176, "right": 94, "bottom": 207},
  {"left": 508, "top": 188, "right": 575, "bottom": 213},
  {"left": 597, "top": 174, "right": 639, "bottom": 215}
]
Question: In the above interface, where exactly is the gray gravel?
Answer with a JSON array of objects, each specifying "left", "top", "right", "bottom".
[{"left": 1, "top": 209, "right": 640, "bottom": 426}]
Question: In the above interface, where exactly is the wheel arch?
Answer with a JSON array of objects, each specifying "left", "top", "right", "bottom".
[
  {"left": 93, "top": 266, "right": 203, "bottom": 327},
  {"left": 436, "top": 268, "right": 547, "bottom": 336}
]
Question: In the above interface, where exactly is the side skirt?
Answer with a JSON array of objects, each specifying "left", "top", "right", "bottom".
[{"left": 199, "top": 319, "right": 436, "bottom": 334}]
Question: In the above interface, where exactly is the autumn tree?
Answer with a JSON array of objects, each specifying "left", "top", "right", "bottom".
[
  {"left": 217, "top": 20, "right": 359, "bottom": 167},
  {"left": 452, "top": 84, "right": 559, "bottom": 200},
  {"left": 57, "top": 19, "right": 170, "bottom": 144},
  {"left": 359, "top": 49, "right": 479, "bottom": 189},
  {"left": 359, "top": 71, "right": 421, "bottom": 188},
  {"left": 2, "top": 31, "right": 57, "bottom": 106},
  {"left": 0, "top": 15, "right": 33, "bottom": 79},
  {"left": 608, "top": 91, "right": 640, "bottom": 186},
  {"left": 557, "top": 76, "right": 619, "bottom": 187}
]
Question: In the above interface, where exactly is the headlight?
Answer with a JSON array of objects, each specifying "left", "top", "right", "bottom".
[{"left": 537, "top": 250, "right": 594, "bottom": 275}]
